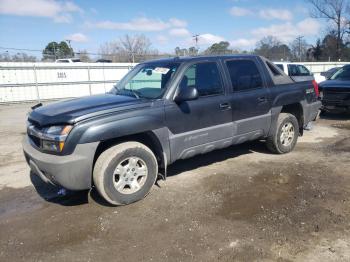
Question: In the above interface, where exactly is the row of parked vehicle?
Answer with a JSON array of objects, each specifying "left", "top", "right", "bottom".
[{"left": 274, "top": 62, "right": 350, "bottom": 114}]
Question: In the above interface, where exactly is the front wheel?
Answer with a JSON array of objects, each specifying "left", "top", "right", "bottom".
[
  {"left": 266, "top": 113, "right": 299, "bottom": 154},
  {"left": 93, "top": 142, "right": 158, "bottom": 206}
]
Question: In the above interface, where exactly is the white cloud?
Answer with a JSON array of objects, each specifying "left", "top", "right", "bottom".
[
  {"left": 198, "top": 34, "right": 226, "bottom": 45},
  {"left": 169, "top": 18, "right": 187, "bottom": 27},
  {"left": 0, "top": 0, "right": 82, "bottom": 23},
  {"left": 169, "top": 28, "right": 191, "bottom": 37},
  {"left": 156, "top": 35, "right": 169, "bottom": 45},
  {"left": 252, "top": 18, "right": 321, "bottom": 43},
  {"left": 66, "top": 33, "right": 88, "bottom": 42},
  {"left": 259, "top": 8, "right": 293, "bottom": 21},
  {"left": 230, "top": 38, "right": 257, "bottom": 49},
  {"left": 91, "top": 17, "right": 188, "bottom": 32},
  {"left": 229, "top": 6, "right": 252, "bottom": 17}
]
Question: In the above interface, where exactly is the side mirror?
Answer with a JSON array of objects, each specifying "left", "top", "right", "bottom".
[{"left": 174, "top": 86, "right": 199, "bottom": 103}]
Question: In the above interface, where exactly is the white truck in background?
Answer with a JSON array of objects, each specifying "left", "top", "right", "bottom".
[{"left": 274, "top": 62, "right": 322, "bottom": 82}]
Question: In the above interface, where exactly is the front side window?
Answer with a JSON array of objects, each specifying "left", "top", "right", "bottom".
[
  {"left": 112, "top": 62, "right": 180, "bottom": 99},
  {"left": 180, "top": 62, "right": 223, "bottom": 96},
  {"left": 288, "top": 65, "right": 298, "bottom": 76},
  {"left": 226, "top": 60, "right": 263, "bottom": 91}
]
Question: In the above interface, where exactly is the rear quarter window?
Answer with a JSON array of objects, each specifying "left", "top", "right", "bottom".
[{"left": 276, "top": 64, "right": 284, "bottom": 71}]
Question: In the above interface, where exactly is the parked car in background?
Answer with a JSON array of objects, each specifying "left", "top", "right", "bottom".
[
  {"left": 319, "top": 65, "right": 350, "bottom": 113},
  {"left": 96, "top": 59, "right": 112, "bottom": 63},
  {"left": 319, "top": 67, "right": 340, "bottom": 82},
  {"left": 55, "top": 58, "right": 82, "bottom": 63},
  {"left": 274, "top": 62, "right": 315, "bottom": 82},
  {"left": 23, "top": 55, "right": 321, "bottom": 206}
]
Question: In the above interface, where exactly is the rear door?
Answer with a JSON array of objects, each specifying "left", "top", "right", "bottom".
[
  {"left": 223, "top": 57, "right": 272, "bottom": 139},
  {"left": 164, "top": 60, "right": 233, "bottom": 161}
]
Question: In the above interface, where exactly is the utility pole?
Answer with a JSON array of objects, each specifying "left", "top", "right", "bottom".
[
  {"left": 193, "top": 34, "right": 200, "bottom": 54},
  {"left": 296, "top": 35, "right": 304, "bottom": 62},
  {"left": 65, "top": 39, "right": 73, "bottom": 57},
  {"left": 53, "top": 43, "right": 57, "bottom": 61}
]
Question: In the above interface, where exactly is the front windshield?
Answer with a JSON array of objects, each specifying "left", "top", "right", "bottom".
[
  {"left": 330, "top": 66, "right": 350, "bottom": 81},
  {"left": 111, "top": 62, "right": 180, "bottom": 99}
]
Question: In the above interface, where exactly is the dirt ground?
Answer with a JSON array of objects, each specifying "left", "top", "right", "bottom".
[{"left": 0, "top": 103, "right": 349, "bottom": 262}]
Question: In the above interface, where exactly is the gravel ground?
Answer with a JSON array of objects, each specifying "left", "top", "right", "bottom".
[{"left": 0, "top": 103, "right": 349, "bottom": 262}]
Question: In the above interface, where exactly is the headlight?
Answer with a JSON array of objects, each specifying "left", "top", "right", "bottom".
[{"left": 39, "top": 125, "right": 72, "bottom": 152}]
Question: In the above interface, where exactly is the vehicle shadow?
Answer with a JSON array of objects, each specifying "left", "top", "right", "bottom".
[
  {"left": 30, "top": 140, "right": 270, "bottom": 207},
  {"left": 320, "top": 111, "right": 350, "bottom": 120},
  {"left": 167, "top": 140, "right": 269, "bottom": 177},
  {"left": 30, "top": 171, "right": 90, "bottom": 206}
]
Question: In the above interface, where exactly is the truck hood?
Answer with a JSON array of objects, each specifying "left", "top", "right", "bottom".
[
  {"left": 319, "top": 80, "right": 350, "bottom": 92},
  {"left": 29, "top": 94, "right": 150, "bottom": 126}
]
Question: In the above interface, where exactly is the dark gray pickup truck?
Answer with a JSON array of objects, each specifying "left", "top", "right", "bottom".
[{"left": 23, "top": 55, "right": 321, "bottom": 205}]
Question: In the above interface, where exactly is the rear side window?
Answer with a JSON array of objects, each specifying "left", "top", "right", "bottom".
[
  {"left": 225, "top": 60, "right": 263, "bottom": 91},
  {"left": 298, "top": 65, "right": 311, "bottom": 76},
  {"left": 181, "top": 62, "right": 223, "bottom": 96},
  {"left": 288, "top": 64, "right": 311, "bottom": 76}
]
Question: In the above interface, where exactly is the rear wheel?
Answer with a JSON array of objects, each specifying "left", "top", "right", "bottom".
[
  {"left": 266, "top": 113, "right": 299, "bottom": 154},
  {"left": 93, "top": 142, "right": 158, "bottom": 205}
]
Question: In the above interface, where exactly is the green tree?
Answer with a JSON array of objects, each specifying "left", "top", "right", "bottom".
[
  {"left": 42, "top": 41, "right": 74, "bottom": 61},
  {"left": 313, "top": 39, "right": 323, "bottom": 61},
  {"left": 205, "top": 41, "right": 231, "bottom": 55}
]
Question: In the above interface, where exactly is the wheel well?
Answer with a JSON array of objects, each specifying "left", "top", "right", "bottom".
[
  {"left": 93, "top": 131, "right": 165, "bottom": 170},
  {"left": 281, "top": 103, "right": 304, "bottom": 135}
]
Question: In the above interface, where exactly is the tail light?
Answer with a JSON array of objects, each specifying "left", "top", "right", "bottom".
[{"left": 312, "top": 80, "right": 319, "bottom": 97}]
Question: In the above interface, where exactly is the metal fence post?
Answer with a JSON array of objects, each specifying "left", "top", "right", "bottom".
[
  {"left": 33, "top": 65, "right": 40, "bottom": 103},
  {"left": 87, "top": 66, "right": 92, "bottom": 95}
]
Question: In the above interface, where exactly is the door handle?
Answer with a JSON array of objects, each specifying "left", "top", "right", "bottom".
[
  {"left": 219, "top": 103, "right": 231, "bottom": 110},
  {"left": 257, "top": 97, "right": 267, "bottom": 103}
]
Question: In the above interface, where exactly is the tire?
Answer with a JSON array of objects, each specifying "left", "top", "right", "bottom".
[
  {"left": 93, "top": 142, "right": 158, "bottom": 206},
  {"left": 266, "top": 113, "right": 299, "bottom": 154}
]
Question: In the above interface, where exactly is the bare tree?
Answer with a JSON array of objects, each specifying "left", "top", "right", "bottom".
[
  {"left": 119, "top": 35, "right": 152, "bottom": 62},
  {"left": 76, "top": 50, "right": 91, "bottom": 62},
  {"left": 99, "top": 34, "right": 155, "bottom": 63},
  {"left": 0, "top": 52, "right": 36, "bottom": 62},
  {"left": 306, "top": 0, "right": 349, "bottom": 59}
]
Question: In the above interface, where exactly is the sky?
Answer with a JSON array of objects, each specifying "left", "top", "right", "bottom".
[{"left": 0, "top": 0, "right": 327, "bottom": 57}]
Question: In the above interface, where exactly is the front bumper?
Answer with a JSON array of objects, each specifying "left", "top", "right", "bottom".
[
  {"left": 322, "top": 98, "right": 350, "bottom": 111},
  {"left": 23, "top": 136, "right": 98, "bottom": 190}
]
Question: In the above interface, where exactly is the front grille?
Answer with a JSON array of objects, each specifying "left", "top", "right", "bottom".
[{"left": 324, "top": 91, "right": 349, "bottom": 101}]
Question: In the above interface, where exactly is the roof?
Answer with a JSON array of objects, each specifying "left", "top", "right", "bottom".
[{"left": 142, "top": 54, "right": 262, "bottom": 64}]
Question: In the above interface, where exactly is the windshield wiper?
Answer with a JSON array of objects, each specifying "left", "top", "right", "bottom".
[{"left": 113, "top": 87, "right": 147, "bottom": 99}]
